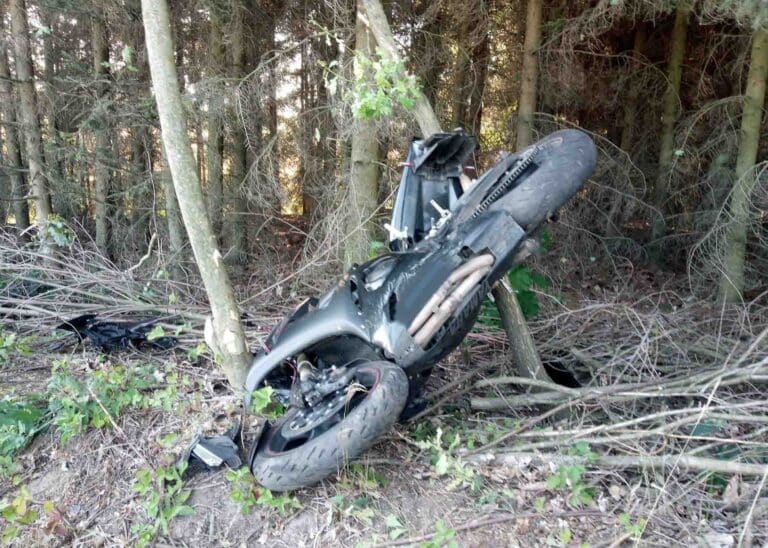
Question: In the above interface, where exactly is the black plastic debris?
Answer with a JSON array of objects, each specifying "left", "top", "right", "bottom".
[
  {"left": 55, "top": 313, "right": 177, "bottom": 351},
  {"left": 180, "top": 420, "right": 245, "bottom": 476}
]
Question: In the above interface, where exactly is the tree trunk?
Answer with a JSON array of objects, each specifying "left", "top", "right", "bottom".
[
  {"left": 0, "top": 36, "right": 30, "bottom": 230},
  {"left": 606, "top": 24, "right": 647, "bottom": 238},
  {"left": 362, "top": 0, "right": 548, "bottom": 383},
  {"left": 360, "top": 0, "right": 441, "bottom": 136},
  {"left": 206, "top": 16, "right": 225, "bottom": 240},
  {"left": 141, "top": 0, "right": 250, "bottom": 389},
  {"left": 92, "top": 12, "right": 112, "bottom": 255},
  {"left": 345, "top": 0, "right": 381, "bottom": 268},
  {"left": 9, "top": 0, "right": 51, "bottom": 224},
  {"left": 516, "top": 0, "right": 542, "bottom": 149},
  {"left": 650, "top": 2, "right": 690, "bottom": 260},
  {"left": 450, "top": 19, "right": 472, "bottom": 130},
  {"left": 619, "top": 25, "right": 647, "bottom": 153},
  {"left": 467, "top": 30, "right": 490, "bottom": 135},
  {"left": 229, "top": 1, "right": 248, "bottom": 264},
  {"left": 41, "top": 11, "right": 67, "bottom": 218},
  {"left": 719, "top": 30, "right": 768, "bottom": 303}
]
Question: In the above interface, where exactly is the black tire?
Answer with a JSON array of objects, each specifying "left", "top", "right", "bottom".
[{"left": 250, "top": 361, "right": 408, "bottom": 491}]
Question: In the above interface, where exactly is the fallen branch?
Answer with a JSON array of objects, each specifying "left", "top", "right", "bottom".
[{"left": 468, "top": 451, "right": 768, "bottom": 476}]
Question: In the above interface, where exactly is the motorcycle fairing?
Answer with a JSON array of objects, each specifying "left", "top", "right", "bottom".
[
  {"left": 390, "top": 132, "right": 476, "bottom": 249},
  {"left": 243, "top": 207, "right": 527, "bottom": 400}
]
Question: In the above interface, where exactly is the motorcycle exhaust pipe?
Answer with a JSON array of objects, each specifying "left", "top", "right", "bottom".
[
  {"left": 412, "top": 263, "right": 491, "bottom": 347},
  {"left": 408, "top": 254, "right": 494, "bottom": 337}
]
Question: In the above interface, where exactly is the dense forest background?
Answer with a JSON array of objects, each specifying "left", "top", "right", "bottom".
[
  {"left": 1, "top": 0, "right": 766, "bottom": 297},
  {"left": 1, "top": 0, "right": 768, "bottom": 545}
]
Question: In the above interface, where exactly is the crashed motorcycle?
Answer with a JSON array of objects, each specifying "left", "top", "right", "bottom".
[{"left": 244, "top": 129, "right": 597, "bottom": 491}]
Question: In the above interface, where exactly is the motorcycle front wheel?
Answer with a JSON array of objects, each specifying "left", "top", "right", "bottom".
[{"left": 249, "top": 360, "right": 408, "bottom": 491}]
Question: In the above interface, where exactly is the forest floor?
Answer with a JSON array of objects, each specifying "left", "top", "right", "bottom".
[
  {"left": 1, "top": 256, "right": 767, "bottom": 546},
  {"left": 1, "top": 350, "right": 639, "bottom": 547}
]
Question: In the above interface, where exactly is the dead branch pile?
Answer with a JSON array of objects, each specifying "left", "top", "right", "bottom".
[
  {"left": 0, "top": 229, "right": 285, "bottom": 349},
  {"left": 449, "top": 294, "right": 768, "bottom": 542}
]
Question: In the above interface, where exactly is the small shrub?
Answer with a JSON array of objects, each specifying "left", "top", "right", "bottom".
[
  {"left": 132, "top": 463, "right": 194, "bottom": 547},
  {"left": 47, "top": 360, "right": 180, "bottom": 443},
  {"left": 0, "top": 330, "right": 34, "bottom": 365},
  {"left": 546, "top": 442, "right": 598, "bottom": 507},
  {"left": 0, "top": 486, "right": 38, "bottom": 543},
  {"left": 225, "top": 467, "right": 301, "bottom": 516}
]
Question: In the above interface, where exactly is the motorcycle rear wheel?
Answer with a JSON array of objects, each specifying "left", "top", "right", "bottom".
[{"left": 250, "top": 360, "right": 408, "bottom": 491}]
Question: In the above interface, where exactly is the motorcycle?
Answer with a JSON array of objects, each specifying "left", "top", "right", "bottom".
[{"left": 244, "top": 129, "right": 597, "bottom": 491}]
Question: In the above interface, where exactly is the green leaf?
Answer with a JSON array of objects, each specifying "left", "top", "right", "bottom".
[
  {"left": 516, "top": 290, "right": 540, "bottom": 319},
  {"left": 146, "top": 325, "right": 166, "bottom": 341},
  {"left": 508, "top": 265, "right": 533, "bottom": 292},
  {"left": 434, "top": 453, "right": 450, "bottom": 476}
]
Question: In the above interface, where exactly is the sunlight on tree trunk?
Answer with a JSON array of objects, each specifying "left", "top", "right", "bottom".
[
  {"left": 0, "top": 35, "right": 30, "bottom": 230},
  {"left": 360, "top": 0, "right": 441, "bottom": 135},
  {"left": 719, "top": 29, "right": 768, "bottom": 303},
  {"left": 142, "top": 0, "right": 250, "bottom": 389},
  {"left": 345, "top": 1, "right": 381, "bottom": 268},
  {"left": 650, "top": 1, "right": 690, "bottom": 262},
  {"left": 9, "top": 0, "right": 51, "bottom": 225}
]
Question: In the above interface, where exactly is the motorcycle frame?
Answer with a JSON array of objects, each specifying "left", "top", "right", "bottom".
[{"left": 244, "top": 133, "right": 529, "bottom": 403}]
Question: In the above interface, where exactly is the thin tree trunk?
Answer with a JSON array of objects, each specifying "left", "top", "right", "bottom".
[
  {"left": 41, "top": 11, "right": 66, "bottom": 218},
  {"left": 142, "top": 0, "right": 250, "bottom": 389},
  {"left": 360, "top": 0, "right": 441, "bottom": 136},
  {"left": 0, "top": 36, "right": 30, "bottom": 230},
  {"left": 206, "top": 17, "right": 225, "bottom": 240},
  {"left": 450, "top": 19, "right": 471, "bottom": 129},
  {"left": 196, "top": 122, "right": 205, "bottom": 187},
  {"left": 229, "top": 1, "right": 248, "bottom": 264},
  {"left": 719, "top": 30, "right": 768, "bottom": 303},
  {"left": 650, "top": 2, "right": 690, "bottom": 260},
  {"left": 516, "top": 0, "right": 542, "bottom": 149},
  {"left": 161, "top": 153, "right": 185, "bottom": 267},
  {"left": 468, "top": 30, "right": 490, "bottom": 135},
  {"left": 362, "top": 0, "right": 548, "bottom": 383},
  {"left": 9, "top": 0, "right": 51, "bottom": 224},
  {"left": 619, "top": 25, "right": 647, "bottom": 152},
  {"left": 606, "top": 24, "right": 647, "bottom": 238},
  {"left": 92, "top": 12, "right": 112, "bottom": 255},
  {"left": 345, "top": 0, "right": 381, "bottom": 268}
]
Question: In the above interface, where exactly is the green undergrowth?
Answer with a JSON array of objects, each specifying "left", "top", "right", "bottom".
[
  {"left": 132, "top": 463, "right": 194, "bottom": 547},
  {"left": 225, "top": 467, "right": 301, "bottom": 516},
  {"left": 0, "top": 359, "right": 186, "bottom": 477}
]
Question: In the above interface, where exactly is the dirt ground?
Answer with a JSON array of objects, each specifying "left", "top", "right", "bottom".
[{"left": 2, "top": 280, "right": 767, "bottom": 547}]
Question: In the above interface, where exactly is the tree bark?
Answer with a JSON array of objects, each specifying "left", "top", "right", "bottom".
[
  {"left": 606, "top": 24, "right": 647, "bottom": 238},
  {"left": 9, "top": 0, "right": 51, "bottom": 224},
  {"left": 516, "top": 0, "right": 542, "bottom": 150},
  {"left": 0, "top": 36, "right": 30, "bottom": 230},
  {"left": 345, "top": 0, "right": 381, "bottom": 268},
  {"left": 361, "top": 0, "right": 548, "bottom": 383},
  {"left": 141, "top": 0, "right": 250, "bottom": 389},
  {"left": 359, "top": 0, "right": 441, "bottom": 136},
  {"left": 719, "top": 30, "right": 768, "bottom": 303},
  {"left": 650, "top": 2, "right": 690, "bottom": 260},
  {"left": 206, "top": 16, "right": 225, "bottom": 239},
  {"left": 41, "top": 11, "right": 66, "bottom": 218},
  {"left": 92, "top": 12, "right": 112, "bottom": 255},
  {"left": 229, "top": 1, "right": 248, "bottom": 264},
  {"left": 619, "top": 25, "right": 647, "bottom": 153}
]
